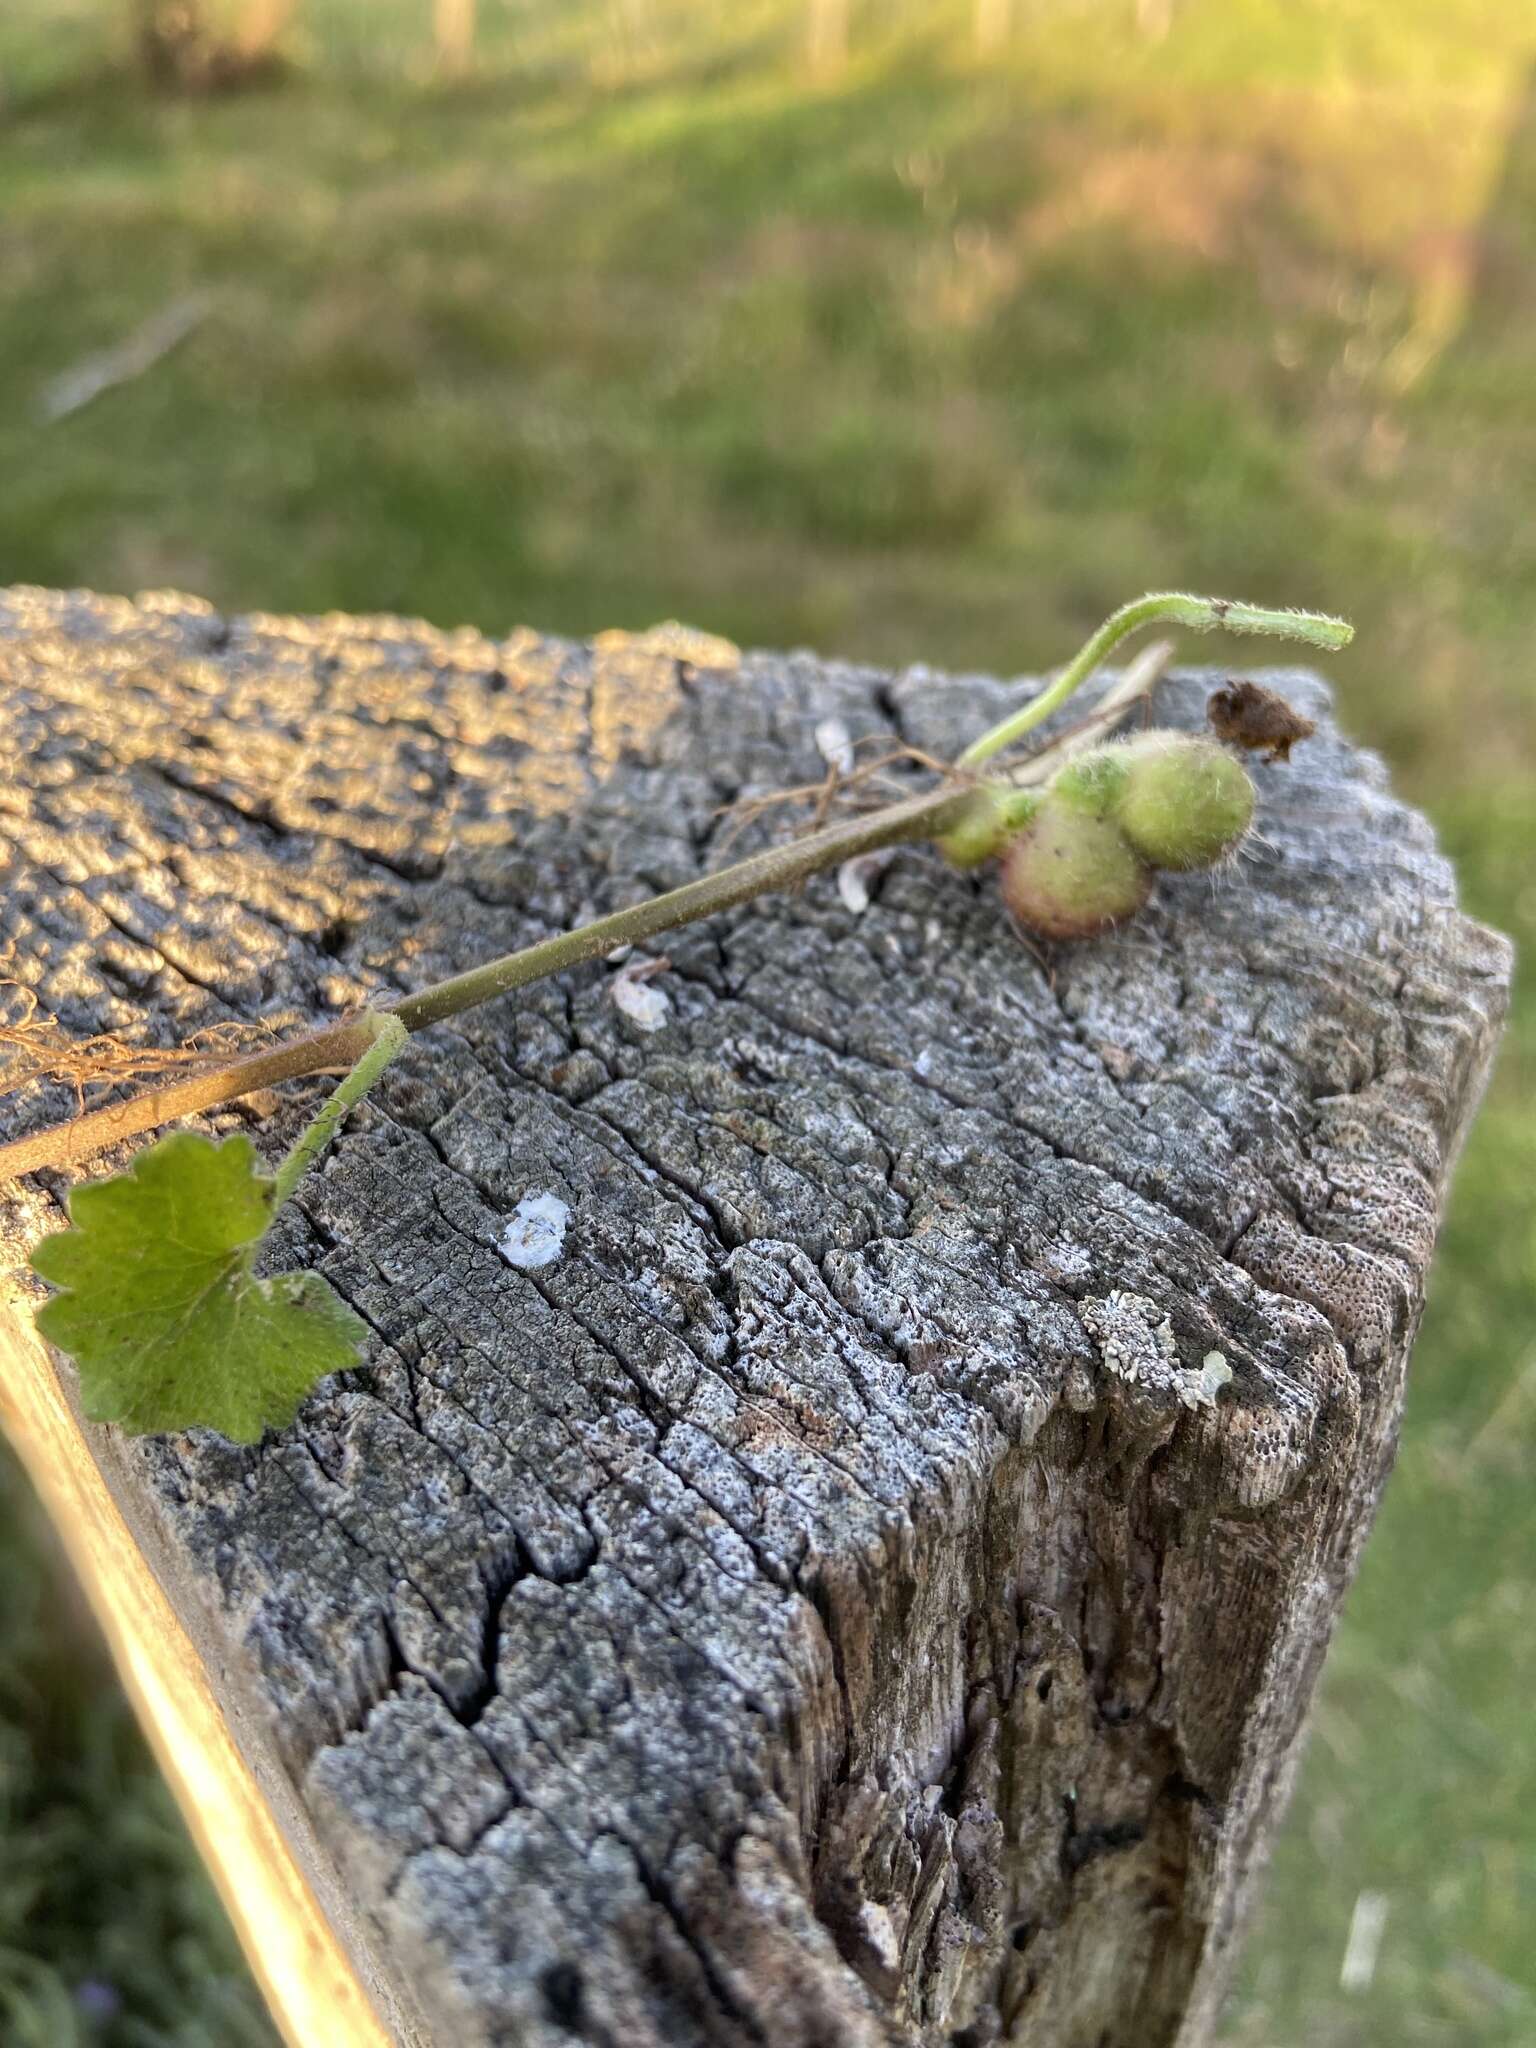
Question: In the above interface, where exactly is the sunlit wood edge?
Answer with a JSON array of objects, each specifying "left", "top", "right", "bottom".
[{"left": 0, "top": 1285, "right": 395, "bottom": 2048}]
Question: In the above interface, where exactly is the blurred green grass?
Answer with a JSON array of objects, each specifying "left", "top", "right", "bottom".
[{"left": 0, "top": 3, "right": 1531, "bottom": 2042}]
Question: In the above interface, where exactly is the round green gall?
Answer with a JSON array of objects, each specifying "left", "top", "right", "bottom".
[
  {"left": 998, "top": 796, "right": 1152, "bottom": 940},
  {"left": 1114, "top": 733, "right": 1255, "bottom": 871}
]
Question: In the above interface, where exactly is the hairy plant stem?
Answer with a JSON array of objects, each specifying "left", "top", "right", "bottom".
[
  {"left": 958, "top": 592, "right": 1352, "bottom": 769},
  {"left": 0, "top": 1016, "right": 391, "bottom": 1182},
  {"left": 0, "top": 782, "right": 978, "bottom": 1180},
  {"left": 0, "top": 588, "right": 1355, "bottom": 1188},
  {"left": 271, "top": 1012, "right": 407, "bottom": 1207}
]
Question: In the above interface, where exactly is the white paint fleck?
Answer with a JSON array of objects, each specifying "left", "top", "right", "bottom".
[
  {"left": 815, "top": 717, "right": 855, "bottom": 776},
  {"left": 838, "top": 849, "right": 895, "bottom": 915},
  {"left": 609, "top": 955, "right": 671, "bottom": 1032},
  {"left": 498, "top": 1192, "right": 570, "bottom": 1270}
]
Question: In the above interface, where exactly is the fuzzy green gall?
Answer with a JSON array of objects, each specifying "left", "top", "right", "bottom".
[
  {"left": 998, "top": 795, "right": 1152, "bottom": 940},
  {"left": 1114, "top": 733, "right": 1255, "bottom": 871}
]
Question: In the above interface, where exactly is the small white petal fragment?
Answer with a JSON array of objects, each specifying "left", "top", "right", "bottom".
[
  {"left": 856, "top": 1902, "right": 901, "bottom": 1975},
  {"left": 499, "top": 1192, "right": 570, "bottom": 1271},
  {"left": 815, "top": 718, "right": 855, "bottom": 776},
  {"left": 838, "top": 849, "right": 895, "bottom": 916},
  {"left": 610, "top": 955, "right": 671, "bottom": 1032},
  {"left": 1340, "top": 1890, "right": 1389, "bottom": 1993},
  {"left": 1184, "top": 1350, "right": 1234, "bottom": 1410}
]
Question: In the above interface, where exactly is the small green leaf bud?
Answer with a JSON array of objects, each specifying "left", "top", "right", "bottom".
[
  {"left": 936, "top": 786, "right": 1040, "bottom": 869},
  {"left": 999, "top": 796, "right": 1152, "bottom": 940},
  {"left": 1114, "top": 733, "right": 1255, "bottom": 871}
]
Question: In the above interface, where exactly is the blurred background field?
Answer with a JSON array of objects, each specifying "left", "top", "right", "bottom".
[{"left": 0, "top": 2, "right": 1531, "bottom": 2042}]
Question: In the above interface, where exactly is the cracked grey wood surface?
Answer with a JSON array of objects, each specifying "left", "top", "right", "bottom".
[{"left": 0, "top": 586, "right": 1509, "bottom": 2048}]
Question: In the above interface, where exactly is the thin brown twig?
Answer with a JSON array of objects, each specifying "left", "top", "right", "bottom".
[{"left": 712, "top": 738, "right": 972, "bottom": 856}]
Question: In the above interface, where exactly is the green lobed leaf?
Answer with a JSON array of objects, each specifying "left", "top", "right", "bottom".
[{"left": 30, "top": 1129, "right": 366, "bottom": 1442}]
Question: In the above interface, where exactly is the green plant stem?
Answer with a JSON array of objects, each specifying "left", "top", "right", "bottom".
[
  {"left": 0, "top": 782, "right": 979, "bottom": 1181},
  {"left": 271, "top": 1012, "right": 407, "bottom": 1207},
  {"left": 391, "top": 785, "right": 968, "bottom": 1032},
  {"left": 0, "top": 588, "right": 1354, "bottom": 1185},
  {"left": 957, "top": 592, "right": 1353, "bottom": 769}
]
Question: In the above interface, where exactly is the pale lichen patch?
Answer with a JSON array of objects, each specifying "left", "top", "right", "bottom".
[
  {"left": 1081, "top": 1289, "right": 1177, "bottom": 1387},
  {"left": 1081, "top": 1291, "right": 1233, "bottom": 1410},
  {"left": 1189, "top": 1350, "right": 1234, "bottom": 1409}
]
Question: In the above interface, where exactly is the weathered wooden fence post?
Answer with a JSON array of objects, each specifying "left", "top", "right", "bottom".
[{"left": 0, "top": 588, "right": 1509, "bottom": 2047}]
